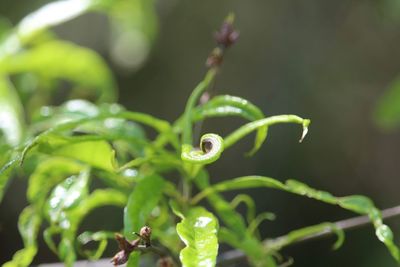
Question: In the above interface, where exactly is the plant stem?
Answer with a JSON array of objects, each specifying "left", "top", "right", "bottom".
[
  {"left": 182, "top": 68, "right": 217, "bottom": 145},
  {"left": 217, "top": 204, "right": 400, "bottom": 266}
]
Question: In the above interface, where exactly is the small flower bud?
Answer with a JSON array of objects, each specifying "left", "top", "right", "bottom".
[
  {"left": 214, "top": 13, "right": 239, "bottom": 48},
  {"left": 111, "top": 250, "right": 129, "bottom": 266},
  {"left": 140, "top": 226, "right": 152, "bottom": 247}
]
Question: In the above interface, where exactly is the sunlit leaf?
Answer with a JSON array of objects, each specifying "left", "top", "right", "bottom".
[
  {"left": 0, "top": 76, "right": 24, "bottom": 146},
  {"left": 265, "top": 222, "right": 345, "bottom": 251},
  {"left": 175, "top": 94, "right": 269, "bottom": 157},
  {"left": 20, "top": 109, "right": 176, "bottom": 165},
  {"left": 28, "top": 157, "right": 84, "bottom": 206},
  {"left": 46, "top": 140, "right": 117, "bottom": 171},
  {"left": 0, "top": 41, "right": 116, "bottom": 102},
  {"left": 0, "top": 157, "right": 18, "bottom": 203},
  {"left": 194, "top": 175, "right": 400, "bottom": 261},
  {"left": 176, "top": 207, "right": 219, "bottom": 267},
  {"left": 45, "top": 169, "right": 90, "bottom": 224},
  {"left": 3, "top": 206, "right": 41, "bottom": 267},
  {"left": 223, "top": 115, "right": 310, "bottom": 154},
  {"left": 194, "top": 171, "right": 277, "bottom": 267}
]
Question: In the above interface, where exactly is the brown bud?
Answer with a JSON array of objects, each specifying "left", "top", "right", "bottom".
[
  {"left": 214, "top": 14, "right": 239, "bottom": 48},
  {"left": 139, "top": 226, "right": 152, "bottom": 247},
  {"left": 111, "top": 250, "right": 129, "bottom": 266}
]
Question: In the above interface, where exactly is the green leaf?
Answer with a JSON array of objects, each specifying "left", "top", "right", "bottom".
[
  {"left": 3, "top": 206, "right": 41, "bottom": 267},
  {"left": 181, "top": 133, "right": 224, "bottom": 165},
  {"left": 0, "top": 75, "right": 25, "bottom": 146},
  {"left": 176, "top": 207, "right": 219, "bottom": 267},
  {"left": 46, "top": 186, "right": 127, "bottom": 266},
  {"left": 45, "top": 169, "right": 90, "bottom": 224},
  {"left": 194, "top": 171, "right": 276, "bottom": 267},
  {"left": 20, "top": 109, "right": 176, "bottom": 164},
  {"left": 0, "top": 40, "right": 116, "bottom": 102},
  {"left": 266, "top": 222, "right": 345, "bottom": 251},
  {"left": 193, "top": 95, "right": 267, "bottom": 156},
  {"left": 230, "top": 194, "right": 257, "bottom": 225},
  {"left": 46, "top": 140, "right": 117, "bottom": 171},
  {"left": 194, "top": 175, "right": 400, "bottom": 262},
  {"left": 0, "top": 157, "right": 18, "bottom": 203},
  {"left": 124, "top": 174, "right": 165, "bottom": 239},
  {"left": 223, "top": 115, "right": 310, "bottom": 154},
  {"left": 193, "top": 95, "right": 265, "bottom": 121},
  {"left": 77, "top": 231, "right": 115, "bottom": 260},
  {"left": 28, "top": 157, "right": 84, "bottom": 205},
  {"left": 374, "top": 77, "right": 400, "bottom": 130},
  {"left": 174, "top": 94, "right": 267, "bottom": 155}
]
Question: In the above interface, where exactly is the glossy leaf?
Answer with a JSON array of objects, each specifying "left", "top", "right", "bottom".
[
  {"left": 175, "top": 94, "right": 268, "bottom": 155},
  {"left": 124, "top": 174, "right": 165, "bottom": 239},
  {"left": 266, "top": 222, "right": 345, "bottom": 251},
  {"left": 20, "top": 109, "right": 175, "bottom": 164},
  {"left": 193, "top": 95, "right": 264, "bottom": 121},
  {"left": 196, "top": 95, "right": 267, "bottom": 156},
  {"left": 0, "top": 40, "right": 116, "bottom": 102},
  {"left": 47, "top": 140, "right": 117, "bottom": 171},
  {"left": 0, "top": 76, "right": 24, "bottom": 146},
  {"left": 28, "top": 158, "right": 84, "bottom": 205},
  {"left": 223, "top": 115, "right": 310, "bottom": 154},
  {"left": 194, "top": 171, "right": 276, "bottom": 267},
  {"left": 45, "top": 169, "right": 90, "bottom": 224},
  {"left": 47, "top": 187, "right": 127, "bottom": 266},
  {"left": 194, "top": 175, "right": 400, "bottom": 261},
  {"left": 176, "top": 207, "right": 219, "bottom": 267},
  {"left": 0, "top": 157, "right": 18, "bottom": 203},
  {"left": 3, "top": 206, "right": 41, "bottom": 267},
  {"left": 181, "top": 133, "right": 224, "bottom": 165}
]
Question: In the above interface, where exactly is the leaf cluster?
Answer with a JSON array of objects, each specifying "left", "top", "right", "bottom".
[{"left": 0, "top": 2, "right": 399, "bottom": 267}]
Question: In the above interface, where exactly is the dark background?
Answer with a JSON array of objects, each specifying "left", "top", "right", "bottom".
[{"left": 1, "top": 0, "right": 400, "bottom": 266}]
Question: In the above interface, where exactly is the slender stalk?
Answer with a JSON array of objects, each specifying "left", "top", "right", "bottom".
[
  {"left": 182, "top": 68, "right": 217, "bottom": 145},
  {"left": 217, "top": 205, "right": 400, "bottom": 266}
]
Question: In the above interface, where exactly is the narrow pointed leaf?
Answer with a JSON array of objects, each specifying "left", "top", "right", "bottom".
[
  {"left": 0, "top": 76, "right": 24, "bottom": 146},
  {"left": 223, "top": 115, "right": 310, "bottom": 154},
  {"left": 195, "top": 175, "right": 400, "bottom": 261},
  {"left": 0, "top": 157, "right": 18, "bottom": 203}
]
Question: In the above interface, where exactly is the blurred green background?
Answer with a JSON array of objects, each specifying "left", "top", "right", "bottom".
[{"left": 1, "top": 0, "right": 400, "bottom": 266}]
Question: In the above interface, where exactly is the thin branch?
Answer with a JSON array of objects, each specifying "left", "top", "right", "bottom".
[{"left": 217, "top": 205, "right": 400, "bottom": 266}]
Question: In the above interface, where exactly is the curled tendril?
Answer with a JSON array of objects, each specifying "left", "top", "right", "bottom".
[{"left": 181, "top": 133, "right": 224, "bottom": 164}]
